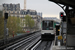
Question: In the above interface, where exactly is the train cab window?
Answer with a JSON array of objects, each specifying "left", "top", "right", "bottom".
[{"left": 42, "top": 20, "right": 53, "bottom": 30}]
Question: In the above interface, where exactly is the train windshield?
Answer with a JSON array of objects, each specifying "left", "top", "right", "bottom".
[{"left": 42, "top": 20, "right": 53, "bottom": 30}]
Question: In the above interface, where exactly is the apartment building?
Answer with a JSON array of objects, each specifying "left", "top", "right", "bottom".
[
  {"left": 3, "top": 3, "right": 20, "bottom": 17},
  {"left": 20, "top": 9, "right": 42, "bottom": 31}
]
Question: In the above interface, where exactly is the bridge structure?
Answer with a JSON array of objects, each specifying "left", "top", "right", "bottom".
[{"left": 49, "top": 0, "right": 75, "bottom": 50}]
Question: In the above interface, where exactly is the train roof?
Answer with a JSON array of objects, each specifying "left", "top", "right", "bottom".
[
  {"left": 42, "top": 19, "right": 55, "bottom": 21},
  {"left": 42, "top": 17, "right": 61, "bottom": 22},
  {"left": 43, "top": 17, "right": 57, "bottom": 20}
]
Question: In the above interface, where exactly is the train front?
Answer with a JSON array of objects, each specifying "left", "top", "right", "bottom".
[{"left": 41, "top": 20, "right": 55, "bottom": 41}]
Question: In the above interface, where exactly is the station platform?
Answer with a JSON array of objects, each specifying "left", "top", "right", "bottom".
[
  {"left": 50, "top": 41, "right": 75, "bottom": 50},
  {"left": 52, "top": 46, "right": 75, "bottom": 50}
]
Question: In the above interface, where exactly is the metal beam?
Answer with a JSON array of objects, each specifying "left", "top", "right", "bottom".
[{"left": 49, "top": 0, "right": 75, "bottom": 8}]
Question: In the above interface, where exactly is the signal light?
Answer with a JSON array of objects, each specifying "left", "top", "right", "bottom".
[
  {"left": 60, "top": 12, "right": 64, "bottom": 18},
  {"left": 62, "top": 16, "right": 66, "bottom": 21},
  {"left": 60, "top": 12, "right": 66, "bottom": 21},
  {"left": 61, "top": 15, "right": 63, "bottom": 17},
  {"left": 4, "top": 13, "right": 8, "bottom": 19}
]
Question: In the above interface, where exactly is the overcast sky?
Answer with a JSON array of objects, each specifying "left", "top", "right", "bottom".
[{"left": 0, "top": 0, "right": 64, "bottom": 19}]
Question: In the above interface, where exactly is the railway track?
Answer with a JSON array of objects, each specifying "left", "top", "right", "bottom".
[
  {"left": 0, "top": 30, "right": 41, "bottom": 49},
  {"left": 4, "top": 31, "right": 52, "bottom": 50},
  {"left": 31, "top": 41, "right": 52, "bottom": 50},
  {"left": 4, "top": 32, "right": 41, "bottom": 50}
]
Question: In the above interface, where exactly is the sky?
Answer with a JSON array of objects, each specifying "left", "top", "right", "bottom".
[{"left": 0, "top": 0, "right": 64, "bottom": 19}]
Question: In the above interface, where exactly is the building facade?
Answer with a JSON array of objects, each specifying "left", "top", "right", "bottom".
[
  {"left": 37, "top": 12, "right": 42, "bottom": 17},
  {"left": 2, "top": 3, "right": 42, "bottom": 31},
  {"left": 20, "top": 9, "right": 42, "bottom": 31},
  {"left": 0, "top": 5, "right": 3, "bottom": 11},
  {"left": 3, "top": 3, "right": 20, "bottom": 17}
]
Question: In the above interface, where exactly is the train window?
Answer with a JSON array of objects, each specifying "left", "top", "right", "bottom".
[{"left": 42, "top": 20, "right": 53, "bottom": 30}]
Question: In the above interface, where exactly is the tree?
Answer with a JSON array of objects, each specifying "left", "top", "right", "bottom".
[
  {"left": 7, "top": 16, "right": 23, "bottom": 37},
  {"left": 0, "top": 11, "right": 24, "bottom": 39},
  {"left": 24, "top": 15, "right": 35, "bottom": 31}
]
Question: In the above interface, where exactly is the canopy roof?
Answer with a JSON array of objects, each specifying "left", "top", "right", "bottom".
[{"left": 49, "top": 0, "right": 75, "bottom": 8}]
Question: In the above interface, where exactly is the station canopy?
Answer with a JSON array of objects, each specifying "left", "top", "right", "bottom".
[{"left": 49, "top": 0, "right": 75, "bottom": 8}]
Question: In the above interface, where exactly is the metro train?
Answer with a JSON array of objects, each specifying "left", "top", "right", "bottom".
[{"left": 41, "top": 18, "right": 57, "bottom": 41}]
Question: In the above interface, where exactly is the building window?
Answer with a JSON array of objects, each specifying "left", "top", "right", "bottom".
[
  {"left": 24, "top": 12, "right": 26, "bottom": 15},
  {"left": 15, "top": 8, "right": 16, "bottom": 11},
  {"left": 18, "top": 5, "right": 20, "bottom": 8},
  {"left": 7, "top": 8, "right": 9, "bottom": 11},
  {"left": 20, "top": 11, "right": 22, "bottom": 14},
  {"left": 35, "top": 12, "right": 37, "bottom": 15},
  {"left": 3, "top": 4, "right": 5, "bottom": 7},
  {"left": 15, "top": 5, "right": 16, "bottom": 8},
  {"left": 7, "top": 4, "right": 8, "bottom": 7},
  {"left": 11, "top": 8, "right": 13, "bottom": 11},
  {"left": 13, "top": 11, "right": 15, "bottom": 14},
  {"left": 4, "top": 4, "right": 7, "bottom": 7},
  {"left": 26, "top": 12, "right": 28, "bottom": 14},
  {"left": 17, "top": 11, "right": 19, "bottom": 14},
  {"left": 8, "top": 4, "right": 10, "bottom": 7},
  {"left": 10, "top": 4, "right": 13, "bottom": 11}
]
